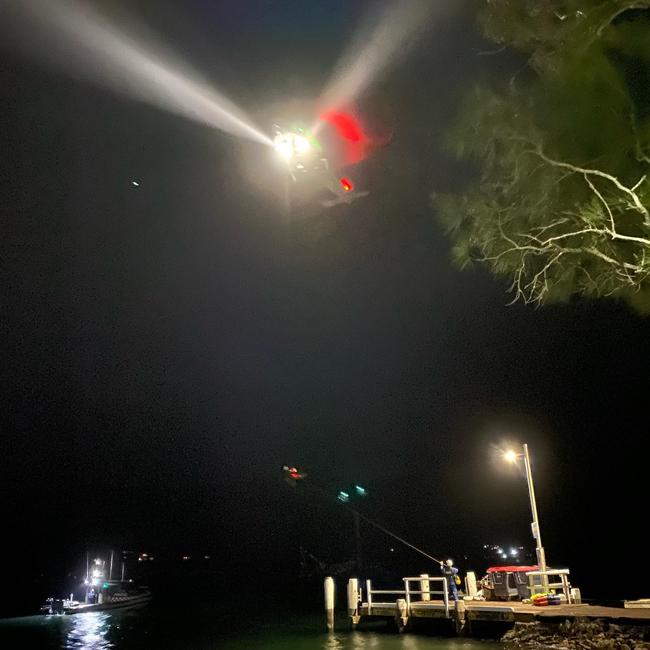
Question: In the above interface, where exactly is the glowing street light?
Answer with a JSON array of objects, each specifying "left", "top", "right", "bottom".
[
  {"left": 503, "top": 443, "right": 548, "bottom": 588},
  {"left": 504, "top": 449, "right": 518, "bottom": 464}
]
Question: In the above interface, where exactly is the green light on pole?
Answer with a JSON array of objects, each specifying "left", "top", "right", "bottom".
[
  {"left": 337, "top": 491, "right": 350, "bottom": 503},
  {"left": 355, "top": 485, "right": 367, "bottom": 496}
]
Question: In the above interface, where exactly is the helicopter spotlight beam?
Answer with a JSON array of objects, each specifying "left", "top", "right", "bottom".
[
  {"left": 3, "top": 0, "right": 272, "bottom": 147},
  {"left": 314, "top": 0, "right": 439, "bottom": 130}
]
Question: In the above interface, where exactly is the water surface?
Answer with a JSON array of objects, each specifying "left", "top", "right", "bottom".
[{"left": 0, "top": 607, "right": 504, "bottom": 649}]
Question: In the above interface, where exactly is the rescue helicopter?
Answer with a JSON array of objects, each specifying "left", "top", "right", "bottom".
[
  {"left": 271, "top": 113, "right": 372, "bottom": 211},
  {"left": 281, "top": 464, "right": 308, "bottom": 486}
]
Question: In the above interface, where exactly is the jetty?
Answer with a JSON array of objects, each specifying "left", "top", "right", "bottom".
[{"left": 323, "top": 575, "right": 650, "bottom": 636}]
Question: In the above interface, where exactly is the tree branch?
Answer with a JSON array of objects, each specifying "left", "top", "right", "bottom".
[{"left": 530, "top": 149, "right": 650, "bottom": 227}]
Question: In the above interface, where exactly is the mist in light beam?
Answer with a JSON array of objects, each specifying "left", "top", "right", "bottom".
[
  {"left": 315, "top": 0, "right": 440, "bottom": 121},
  {"left": 2, "top": 0, "right": 272, "bottom": 147}
]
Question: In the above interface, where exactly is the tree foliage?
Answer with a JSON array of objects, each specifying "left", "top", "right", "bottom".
[{"left": 436, "top": 1, "right": 650, "bottom": 311}]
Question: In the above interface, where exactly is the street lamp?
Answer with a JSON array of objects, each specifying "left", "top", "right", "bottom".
[{"left": 504, "top": 443, "right": 548, "bottom": 589}]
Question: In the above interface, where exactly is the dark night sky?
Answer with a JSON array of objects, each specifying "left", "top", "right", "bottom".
[{"left": 1, "top": 0, "right": 647, "bottom": 608}]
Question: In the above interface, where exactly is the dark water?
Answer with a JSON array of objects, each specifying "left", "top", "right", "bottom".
[{"left": 0, "top": 606, "right": 504, "bottom": 649}]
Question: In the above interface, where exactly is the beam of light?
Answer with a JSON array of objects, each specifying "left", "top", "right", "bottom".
[
  {"left": 314, "top": 0, "right": 439, "bottom": 122},
  {"left": 3, "top": 0, "right": 272, "bottom": 147}
]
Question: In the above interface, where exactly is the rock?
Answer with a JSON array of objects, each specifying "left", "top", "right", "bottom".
[
  {"left": 607, "top": 624, "right": 621, "bottom": 637},
  {"left": 500, "top": 618, "right": 649, "bottom": 650}
]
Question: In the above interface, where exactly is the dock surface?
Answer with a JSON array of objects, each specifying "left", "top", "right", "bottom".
[{"left": 361, "top": 599, "right": 650, "bottom": 623}]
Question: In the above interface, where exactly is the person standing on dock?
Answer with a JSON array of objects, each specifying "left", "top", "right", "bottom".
[{"left": 440, "top": 559, "right": 460, "bottom": 602}]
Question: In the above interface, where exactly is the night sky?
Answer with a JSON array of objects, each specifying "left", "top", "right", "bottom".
[{"left": 2, "top": 1, "right": 647, "bottom": 611}]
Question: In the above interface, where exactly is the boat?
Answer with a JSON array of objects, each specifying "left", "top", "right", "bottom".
[
  {"left": 42, "top": 583, "right": 151, "bottom": 615},
  {"left": 42, "top": 553, "right": 151, "bottom": 615}
]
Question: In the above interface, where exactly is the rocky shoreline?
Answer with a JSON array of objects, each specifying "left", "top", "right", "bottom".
[{"left": 502, "top": 618, "right": 650, "bottom": 650}]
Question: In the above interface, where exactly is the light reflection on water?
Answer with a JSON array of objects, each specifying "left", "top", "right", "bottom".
[
  {"left": 0, "top": 610, "right": 503, "bottom": 650},
  {"left": 313, "top": 631, "right": 503, "bottom": 650},
  {"left": 218, "top": 629, "right": 501, "bottom": 650},
  {"left": 351, "top": 631, "right": 381, "bottom": 648},
  {"left": 64, "top": 612, "right": 112, "bottom": 650}
]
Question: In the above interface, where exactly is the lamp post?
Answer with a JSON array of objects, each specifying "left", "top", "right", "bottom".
[{"left": 504, "top": 444, "right": 548, "bottom": 589}]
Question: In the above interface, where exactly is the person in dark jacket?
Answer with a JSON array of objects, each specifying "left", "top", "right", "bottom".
[{"left": 440, "top": 558, "right": 460, "bottom": 602}]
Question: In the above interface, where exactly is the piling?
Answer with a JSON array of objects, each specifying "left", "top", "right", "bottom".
[
  {"left": 347, "top": 578, "right": 360, "bottom": 628},
  {"left": 454, "top": 599, "right": 467, "bottom": 635},
  {"left": 419, "top": 574, "right": 430, "bottom": 601},
  {"left": 396, "top": 598, "right": 408, "bottom": 632},
  {"left": 324, "top": 576, "right": 335, "bottom": 632}
]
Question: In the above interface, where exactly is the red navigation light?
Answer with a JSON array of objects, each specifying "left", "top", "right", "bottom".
[
  {"left": 340, "top": 178, "right": 353, "bottom": 192},
  {"left": 321, "top": 111, "right": 364, "bottom": 143},
  {"left": 282, "top": 465, "right": 306, "bottom": 481}
]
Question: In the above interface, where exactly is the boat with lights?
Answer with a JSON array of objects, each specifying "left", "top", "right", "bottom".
[{"left": 42, "top": 554, "right": 151, "bottom": 615}]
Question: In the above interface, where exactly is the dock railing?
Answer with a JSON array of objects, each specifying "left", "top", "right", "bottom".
[
  {"left": 365, "top": 579, "right": 405, "bottom": 609},
  {"left": 365, "top": 576, "right": 450, "bottom": 618},
  {"left": 404, "top": 576, "right": 450, "bottom": 618},
  {"left": 526, "top": 569, "right": 572, "bottom": 603}
]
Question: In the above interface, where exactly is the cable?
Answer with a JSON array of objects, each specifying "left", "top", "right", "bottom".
[
  {"left": 289, "top": 475, "right": 444, "bottom": 565},
  {"left": 346, "top": 505, "right": 443, "bottom": 565}
]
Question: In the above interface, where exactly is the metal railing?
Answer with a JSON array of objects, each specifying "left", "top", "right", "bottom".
[
  {"left": 526, "top": 569, "right": 573, "bottom": 603},
  {"left": 365, "top": 579, "right": 405, "bottom": 609},
  {"left": 404, "top": 576, "right": 449, "bottom": 618},
  {"left": 365, "top": 576, "right": 450, "bottom": 618}
]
